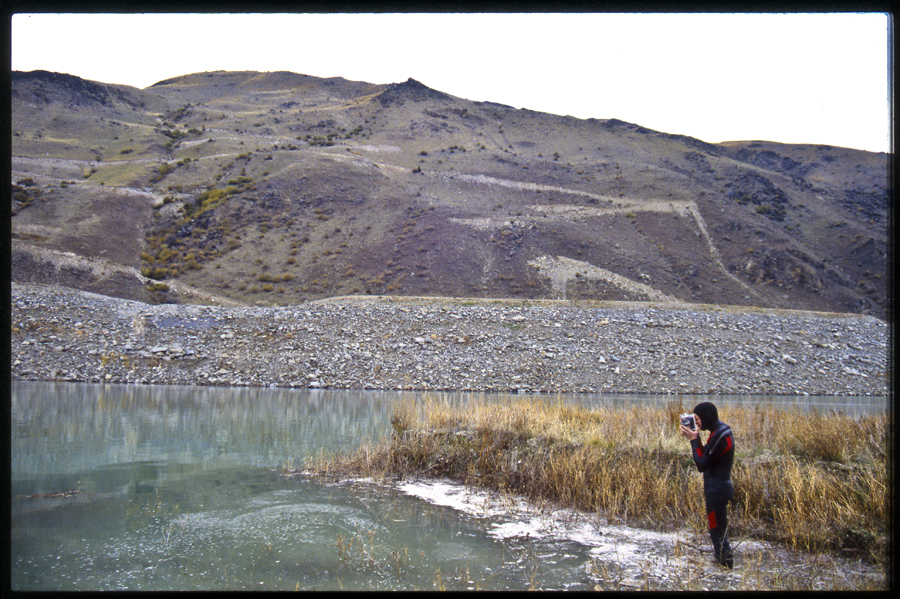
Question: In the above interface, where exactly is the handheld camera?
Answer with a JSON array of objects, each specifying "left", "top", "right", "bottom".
[{"left": 680, "top": 413, "right": 696, "bottom": 431}]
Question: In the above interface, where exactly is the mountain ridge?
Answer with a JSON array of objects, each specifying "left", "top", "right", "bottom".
[{"left": 10, "top": 69, "right": 890, "bottom": 320}]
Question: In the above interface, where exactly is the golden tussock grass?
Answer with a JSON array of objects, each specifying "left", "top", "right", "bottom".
[{"left": 304, "top": 395, "right": 889, "bottom": 565}]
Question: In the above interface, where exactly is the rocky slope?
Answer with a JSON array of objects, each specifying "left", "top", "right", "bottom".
[
  {"left": 10, "top": 70, "right": 890, "bottom": 320},
  {"left": 11, "top": 284, "right": 887, "bottom": 396}
]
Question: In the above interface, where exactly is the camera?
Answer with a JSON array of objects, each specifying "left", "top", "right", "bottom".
[{"left": 680, "top": 413, "right": 696, "bottom": 430}]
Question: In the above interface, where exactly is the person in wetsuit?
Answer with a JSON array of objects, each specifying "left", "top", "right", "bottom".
[{"left": 680, "top": 401, "right": 734, "bottom": 569}]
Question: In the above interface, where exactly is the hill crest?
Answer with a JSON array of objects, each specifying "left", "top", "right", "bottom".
[{"left": 10, "top": 69, "right": 889, "bottom": 320}]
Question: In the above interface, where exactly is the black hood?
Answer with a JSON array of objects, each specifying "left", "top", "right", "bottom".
[{"left": 693, "top": 402, "right": 719, "bottom": 431}]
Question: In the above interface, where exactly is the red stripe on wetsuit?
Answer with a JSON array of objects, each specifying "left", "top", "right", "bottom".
[{"left": 696, "top": 430, "right": 731, "bottom": 460}]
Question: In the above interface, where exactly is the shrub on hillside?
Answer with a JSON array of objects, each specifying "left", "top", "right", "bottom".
[{"left": 141, "top": 267, "right": 168, "bottom": 280}]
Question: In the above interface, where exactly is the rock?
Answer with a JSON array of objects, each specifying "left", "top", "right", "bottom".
[{"left": 8, "top": 283, "right": 888, "bottom": 396}]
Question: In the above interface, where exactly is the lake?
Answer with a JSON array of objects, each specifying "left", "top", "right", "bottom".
[{"left": 9, "top": 381, "right": 887, "bottom": 591}]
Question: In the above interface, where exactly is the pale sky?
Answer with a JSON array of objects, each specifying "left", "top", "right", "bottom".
[{"left": 11, "top": 12, "right": 892, "bottom": 153}]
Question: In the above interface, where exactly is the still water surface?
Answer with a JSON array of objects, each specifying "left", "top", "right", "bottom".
[{"left": 10, "top": 381, "right": 886, "bottom": 591}]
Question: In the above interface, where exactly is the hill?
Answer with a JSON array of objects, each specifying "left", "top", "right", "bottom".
[{"left": 10, "top": 69, "right": 890, "bottom": 319}]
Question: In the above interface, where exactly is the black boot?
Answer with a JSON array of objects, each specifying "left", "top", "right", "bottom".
[
  {"left": 718, "top": 537, "right": 734, "bottom": 569},
  {"left": 720, "top": 530, "right": 733, "bottom": 569},
  {"left": 710, "top": 527, "right": 733, "bottom": 569}
]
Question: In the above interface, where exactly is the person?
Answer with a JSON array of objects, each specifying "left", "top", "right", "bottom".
[{"left": 680, "top": 401, "right": 735, "bottom": 569}]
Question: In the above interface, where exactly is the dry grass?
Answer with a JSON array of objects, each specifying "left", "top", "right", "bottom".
[{"left": 306, "top": 395, "right": 889, "bottom": 566}]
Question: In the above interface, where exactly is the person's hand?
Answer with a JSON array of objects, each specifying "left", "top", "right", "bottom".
[{"left": 680, "top": 423, "right": 699, "bottom": 440}]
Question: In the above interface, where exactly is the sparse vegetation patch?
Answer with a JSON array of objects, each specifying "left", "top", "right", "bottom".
[{"left": 306, "top": 397, "right": 888, "bottom": 566}]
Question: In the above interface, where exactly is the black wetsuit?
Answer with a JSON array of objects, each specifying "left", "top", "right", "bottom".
[{"left": 689, "top": 419, "right": 735, "bottom": 568}]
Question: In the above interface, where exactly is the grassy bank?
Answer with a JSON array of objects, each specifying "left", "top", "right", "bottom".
[{"left": 305, "top": 396, "right": 889, "bottom": 566}]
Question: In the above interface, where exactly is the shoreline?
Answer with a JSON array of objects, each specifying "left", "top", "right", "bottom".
[
  {"left": 10, "top": 283, "right": 888, "bottom": 396},
  {"left": 301, "top": 397, "right": 888, "bottom": 577}
]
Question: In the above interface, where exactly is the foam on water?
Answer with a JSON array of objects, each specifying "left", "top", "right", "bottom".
[
  {"left": 396, "top": 479, "right": 678, "bottom": 565},
  {"left": 391, "top": 477, "right": 885, "bottom": 590}
]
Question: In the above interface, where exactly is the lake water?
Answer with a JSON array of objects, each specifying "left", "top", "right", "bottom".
[{"left": 9, "top": 381, "right": 887, "bottom": 591}]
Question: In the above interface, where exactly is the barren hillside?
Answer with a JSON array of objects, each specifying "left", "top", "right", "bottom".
[{"left": 11, "top": 70, "right": 890, "bottom": 319}]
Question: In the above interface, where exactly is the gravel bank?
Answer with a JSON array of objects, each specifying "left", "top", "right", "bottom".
[{"left": 10, "top": 283, "right": 888, "bottom": 396}]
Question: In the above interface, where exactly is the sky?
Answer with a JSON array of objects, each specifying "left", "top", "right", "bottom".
[{"left": 11, "top": 12, "right": 892, "bottom": 153}]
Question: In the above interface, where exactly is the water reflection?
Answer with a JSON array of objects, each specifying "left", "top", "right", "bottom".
[
  {"left": 9, "top": 382, "right": 887, "bottom": 591},
  {"left": 11, "top": 382, "right": 398, "bottom": 480}
]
